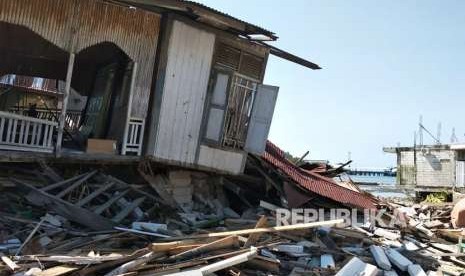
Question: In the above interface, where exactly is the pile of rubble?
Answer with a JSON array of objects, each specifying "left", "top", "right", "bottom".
[{"left": 1, "top": 145, "right": 465, "bottom": 275}]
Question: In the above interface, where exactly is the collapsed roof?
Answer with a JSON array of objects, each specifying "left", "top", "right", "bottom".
[{"left": 262, "top": 141, "right": 376, "bottom": 210}]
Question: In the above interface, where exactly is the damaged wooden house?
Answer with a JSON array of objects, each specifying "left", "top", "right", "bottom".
[{"left": 0, "top": 0, "right": 320, "bottom": 175}]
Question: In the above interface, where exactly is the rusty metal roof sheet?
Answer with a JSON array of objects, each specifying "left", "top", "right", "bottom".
[
  {"left": 262, "top": 141, "right": 376, "bottom": 210},
  {"left": 119, "top": 0, "right": 277, "bottom": 40}
]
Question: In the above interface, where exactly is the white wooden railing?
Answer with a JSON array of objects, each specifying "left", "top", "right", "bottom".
[
  {"left": 8, "top": 108, "right": 81, "bottom": 131},
  {"left": 122, "top": 117, "right": 144, "bottom": 156},
  {"left": 0, "top": 111, "right": 58, "bottom": 153}
]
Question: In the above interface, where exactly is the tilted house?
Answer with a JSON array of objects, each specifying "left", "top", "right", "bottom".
[{"left": 0, "top": 0, "right": 320, "bottom": 174}]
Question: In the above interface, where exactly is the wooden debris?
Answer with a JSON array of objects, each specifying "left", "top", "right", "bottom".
[
  {"left": 1, "top": 255, "right": 20, "bottom": 271},
  {"left": 1, "top": 163, "right": 463, "bottom": 276},
  {"left": 165, "top": 247, "right": 258, "bottom": 276},
  {"left": 243, "top": 215, "right": 268, "bottom": 247},
  {"left": 35, "top": 265, "right": 78, "bottom": 276},
  {"left": 162, "top": 219, "right": 344, "bottom": 240}
]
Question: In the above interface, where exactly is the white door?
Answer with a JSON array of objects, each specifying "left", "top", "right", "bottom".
[{"left": 244, "top": 84, "right": 279, "bottom": 154}]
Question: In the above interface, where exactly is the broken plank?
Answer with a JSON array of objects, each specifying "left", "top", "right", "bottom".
[
  {"left": 1, "top": 256, "right": 20, "bottom": 271},
  {"left": 150, "top": 241, "right": 198, "bottom": 252},
  {"left": 36, "top": 265, "right": 78, "bottom": 276},
  {"left": 75, "top": 181, "right": 115, "bottom": 207},
  {"left": 169, "top": 236, "right": 239, "bottom": 261},
  {"left": 165, "top": 247, "right": 258, "bottom": 276},
  {"left": 41, "top": 172, "right": 88, "bottom": 192},
  {"left": 112, "top": 196, "right": 146, "bottom": 223},
  {"left": 56, "top": 170, "right": 98, "bottom": 198},
  {"left": 13, "top": 178, "right": 115, "bottom": 231},
  {"left": 94, "top": 189, "right": 130, "bottom": 215},
  {"left": 104, "top": 252, "right": 164, "bottom": 276},
  {"left": 114, "top": 227, "right": 171, "bottom": 238},
  {"left": 243, "top": 215, "right": 268, "bottom": 248}
]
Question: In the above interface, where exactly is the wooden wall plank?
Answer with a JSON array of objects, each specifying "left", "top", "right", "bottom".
[{"left": 153, "top": 20, "right": 215, "bottom": 164}]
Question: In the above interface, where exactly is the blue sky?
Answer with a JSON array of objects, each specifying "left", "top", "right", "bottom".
[{"left": 198, "top": 0, "right": 465, "bottom": 168}]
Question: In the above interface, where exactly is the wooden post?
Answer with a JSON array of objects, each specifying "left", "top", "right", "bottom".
[
  {"left": 121, "top": 62, "right": 138, "bottom": 155},
  {"left": 56, "top": 53, "right": 75, "bottom": 154}
]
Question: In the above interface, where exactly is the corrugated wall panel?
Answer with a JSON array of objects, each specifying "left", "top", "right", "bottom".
[
  {"left": 0, "top": 0, "right": 160, "bottom": 119},
  {"left": 0, "top": 0, "right": 74, "bottom": 50},
  {"left": 154, "top": 20, "right": 215, "bottom": 164}
]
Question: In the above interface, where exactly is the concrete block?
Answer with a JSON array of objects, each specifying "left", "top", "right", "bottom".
[
  {"left": 385, "top": 248, "right": 413, "bottom": 271},
  {"left": 132, "top": 222, "right": 167, "bottom": 233},
  {"left": 320, "top": 254, "right": 335, "bottom": 269},
  {"left": 276, "top": 244, "right": 304, "bottom": 254},
  {"left": 407, "top": 264, "right": 427, "bottom": 276},
  {"left": 369, "top": 245, "right": 391, "bottom": 270},
  {"left": 335, "top": 257, "right": 378, "bottom": 276}
]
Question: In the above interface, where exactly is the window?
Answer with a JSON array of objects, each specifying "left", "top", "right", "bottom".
[
  {"left": 222, "top": 74, "right": 257, "bottom": 148},
  {"left": 203, "top": 43, "right": 275, "bottom": 152},
  {"left": 204, "top": 70, "right": 258, "bottom": 149}
]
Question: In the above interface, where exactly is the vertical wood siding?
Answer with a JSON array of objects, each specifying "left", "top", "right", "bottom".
[
  {"left": 154, "top": 20, "right": 215, "bottom": 164},
  {"left": 0, "top": 0, "right": 160, "bottom": 119}
]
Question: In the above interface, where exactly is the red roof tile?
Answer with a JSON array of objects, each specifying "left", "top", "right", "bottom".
[{"left": 262, "top": 141, "right": 376, "bottom": 210}]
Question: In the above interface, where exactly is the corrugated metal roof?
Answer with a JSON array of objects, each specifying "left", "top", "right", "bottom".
[
  {"left": 119, "top": 0, "right": 277, "bottom": 40},
  {"left": 179, "top": 0, "right": 276, "bottom": 38},
  {"left": 262, "top": 141, "right": 376, "bottom": 210}
]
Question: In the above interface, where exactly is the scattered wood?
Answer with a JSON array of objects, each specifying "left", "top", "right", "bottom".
[
  {"left": 243, "top": 215, "right": 268, "bottom": 248},
  {"left": 162, "top": 219, "right": 344, "bottom": 241},
  {"left": 1, "top": 255, "right": 20, "bottom": 271},
  {"left": 1, "top": 163, "right": 462, "bottom": 275}
]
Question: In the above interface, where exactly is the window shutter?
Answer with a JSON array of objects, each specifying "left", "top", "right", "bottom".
[
  {"left": 244, "top": 84, "right": 279, "bottom": 154},
  {"left": 239, "top": 53, "right": 264, "bottom": 80},
  {"left": 204, "top": 71, "right": 231, "bottom": 142},
  {"left": 215, "top": 43, "right": 240, "bottom": 71}
]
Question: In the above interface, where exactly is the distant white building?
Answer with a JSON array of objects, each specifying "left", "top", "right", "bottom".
[{"left": 384, "top": 144, "right": 465, "bottom": 191}]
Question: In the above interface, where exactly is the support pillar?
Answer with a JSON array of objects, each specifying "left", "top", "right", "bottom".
[{"left": 56, "top": 53, "right": 75, "bottom": 155}]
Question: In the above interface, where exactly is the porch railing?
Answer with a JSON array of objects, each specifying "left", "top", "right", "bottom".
[
  {"left": 122, "top": 117, "right": 144, "bottom": 156},
  {"left": 0, "top": 111, "right": 58, "bottom": 153},
  {"left": 8, "top": 108, "right": 81, "bottom": 131}
]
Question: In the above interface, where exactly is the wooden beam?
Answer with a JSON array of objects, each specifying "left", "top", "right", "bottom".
[
  {"left": 1, "top": 256, "right": 20, "bottom": 271},
  {"left": 161, "top": 219, "right": 344, "bottom": 241},
  {"left": 169, "top": 236, "right": 239, "bottom": 261},
  {"left": 243, "top": 215, "right": 268, "bottom": 247},
  {"left": 56, "top": 52, "right": 75, "bottom": 154}
]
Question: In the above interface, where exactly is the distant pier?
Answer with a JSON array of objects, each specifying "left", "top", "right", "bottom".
[{"left": 348, "top": 168, "right": 396, "bottom": 177}]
